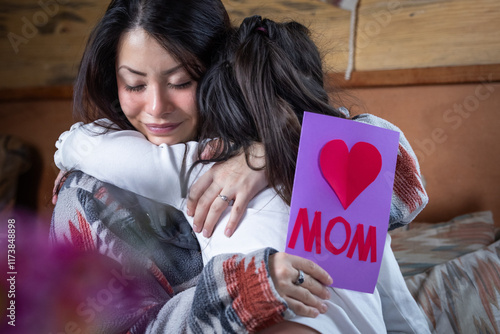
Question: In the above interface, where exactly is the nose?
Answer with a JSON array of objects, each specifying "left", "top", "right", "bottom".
[{"left": 147, "top": 85, "right": 173, "bottom": 117}]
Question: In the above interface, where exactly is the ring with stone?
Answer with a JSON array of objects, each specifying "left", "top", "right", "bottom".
[
  {"left": 218, "top": 194, "right": 231, "bottom": 203},
  {"left": 294, "top": 269, "right": 305, "bottom": 285}
]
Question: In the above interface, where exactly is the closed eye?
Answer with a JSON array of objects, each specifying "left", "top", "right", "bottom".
[
  {"left": 125, "top": 85, "right": 145, "bottom": 92},
  {"left": 168, "top": 81, "right": 193, "bottom": 90}
]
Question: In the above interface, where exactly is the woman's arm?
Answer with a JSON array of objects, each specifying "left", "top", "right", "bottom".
[
  {"left": 146, "top": 249, "right": 331, "bottom": 333},
  {"left": 50, "top": 173, "right": 331, "bottom": 333},
  {"left": 353, "top": 114, "right": 429, "bottom": 229}
]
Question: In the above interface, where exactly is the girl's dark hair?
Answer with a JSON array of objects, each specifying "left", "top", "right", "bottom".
[
  {"left": 197, "top": 15, "right": 345, "bottom": 205},
  {"left": 73, "top": 0, "right": 231, "bottom": 129}
]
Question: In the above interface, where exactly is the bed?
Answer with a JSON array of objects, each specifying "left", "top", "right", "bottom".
[{"left": 390, "top": 211, "right": 500, "bottom": 333}]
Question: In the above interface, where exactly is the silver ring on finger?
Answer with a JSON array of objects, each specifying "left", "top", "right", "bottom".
[
  {"left": 293, "top": 269, "right": 305, "bottom": 285},
  {"left": 218, "top": 194, "right": 231, "bottom": 204}
]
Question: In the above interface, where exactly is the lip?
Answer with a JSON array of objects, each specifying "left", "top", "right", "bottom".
[{"left": 145, "top": 122, "right": 182, "bottom": 135}]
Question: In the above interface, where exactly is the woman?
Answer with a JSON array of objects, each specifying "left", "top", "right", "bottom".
[
  {"left": 62, "top": 0, "right": 260, "bottom": 238},
  {"left": 51, "top": 0, "right": 332, "bottom": 333},
  {"left": 54, "top": 13, "right": 429, "bottom": 334}
]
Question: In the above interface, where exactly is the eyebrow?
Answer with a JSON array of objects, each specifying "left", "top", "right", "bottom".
[{"left": 117, "top": 64, "right": 184, "bottom": 76}]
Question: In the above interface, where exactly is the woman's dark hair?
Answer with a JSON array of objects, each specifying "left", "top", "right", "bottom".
[
  {"left": 73, "top": 0, "right": 231, "bottom": 129},
  {"left": 197, "top": 16, "right": 345, "bottom": 205}
]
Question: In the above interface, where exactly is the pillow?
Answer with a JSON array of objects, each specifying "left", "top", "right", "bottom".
[
  {"left": 389, "top": 211, "right": 497, "bottom": 277},
  {"left": 405, "top": 239, "right": 500, "bottom": 333}
]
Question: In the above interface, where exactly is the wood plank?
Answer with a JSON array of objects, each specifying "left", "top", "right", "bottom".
[
  {"left": 0, "top": 0, "right": 350, "bottom": 89},
  {"left": 0, "top": 1, "right": 109, "bottom": 89},
  {"left": 331, "top": 63, "right": 500, "bottom": 88},
  {"left": 355, "top": 0, "right": 500, "bottom": 71},
  {"left": 0, "top": 0, "right": 499, "bottom": 90}
]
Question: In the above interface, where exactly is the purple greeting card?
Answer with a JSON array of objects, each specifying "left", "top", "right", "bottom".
[{"left": 285, "top": 112, "right": 400, "bottom": 293}]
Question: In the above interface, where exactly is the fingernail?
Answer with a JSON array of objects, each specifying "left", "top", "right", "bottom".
[
  {"left": 325, "top": 289, "right": 331, "bottom": 299},
  {"left": 203, "top": 229, "right": 209, "bottom": 238},
  {"left": 327, "top": 275, "right": 333, "bottom": 285},
  {"left": 312, "top": 309, "right": 319, "bottom": 318},
  {"left": 321, "top": 304, "right": 328, "bottom": 313},
  {"left": 186, "top": 208, "right": 192, "bottom": 216},
  {"left": 193, "top": 224, "right": 200, "bottom": 233},
  {"left": 224, "top": 228, "right": 232, "bottom": 237}
]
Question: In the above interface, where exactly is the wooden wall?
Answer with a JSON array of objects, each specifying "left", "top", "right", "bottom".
[{"left": 0, "top": 0, "right": 499, "bottom": 91}]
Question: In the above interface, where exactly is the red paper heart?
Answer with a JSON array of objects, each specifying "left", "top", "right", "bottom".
[{"left": 319, "top": 140, "right": 382, "bottom": 210}]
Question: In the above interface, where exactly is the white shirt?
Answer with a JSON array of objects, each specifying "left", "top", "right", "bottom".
[{"left": 55, "top": 119, "right": 290, "bottom": 265}]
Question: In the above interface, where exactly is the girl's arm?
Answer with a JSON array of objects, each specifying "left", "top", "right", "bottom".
[
  {"left": 54, "top": 120, "right": 268, "bottom": 235},
  {"left": 54, "top": 119, "right": 198, "bottom": 210},
  {"left": 186, "top": 145, "right": 268, "bottom": 238}
]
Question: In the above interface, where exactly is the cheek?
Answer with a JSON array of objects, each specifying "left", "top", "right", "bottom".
[
  {"left": 184, "top": 94, "right": 199, "bottom": 132},
  {"left": 118, "top": 90, "right": 142, "bottom": 118},
  {"left": 182, "top": 88, "right": 198, "bottom": 120}
]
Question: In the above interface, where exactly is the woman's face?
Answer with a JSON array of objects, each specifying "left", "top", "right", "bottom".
[{"left": 115, "top": 28, "right": 198, "bottom": 146}]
